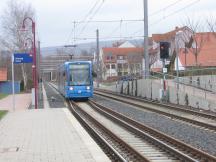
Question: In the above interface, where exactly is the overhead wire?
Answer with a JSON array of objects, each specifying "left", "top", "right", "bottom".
[
  {"left": 66, "top": 0, "right": 201, "bottom": 44},
  {"left": 77, "top": 0, "right": 105, "bottom": 37},
  {"left": 67, "top": 0, "right": 179, "bottom": 43},
  {"left": 130, "top": 0, "right": 201, "bottom": 36},
  {"left": 149, "top": 0, "right": 184, "bottom": 16},
  {"left": 73, "top": 35, "right": 144, "bottom": 41},
  {"left": 64, "top": 0, "right": 101, "bottom": 45},
  {"left": 92, "top": 0, "right": 193, "bottom": 43}
]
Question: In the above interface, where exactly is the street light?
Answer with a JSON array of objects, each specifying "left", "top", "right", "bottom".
[
  {"left": 22, "top": 17, "right": 38, "bottom": 109},
  {"left": 24, "top": 37, "right": 35, "bottom": 91},
  {"left": 175, "top": 30, "right": 183, "bottom": 90},
  {"left": 25, "top": 38, "right": 33, "bottom": 54}
]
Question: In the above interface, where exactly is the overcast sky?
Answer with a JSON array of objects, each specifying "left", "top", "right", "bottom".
[{"left": 0, "top": 0, "right": 216, "bottom": 47}]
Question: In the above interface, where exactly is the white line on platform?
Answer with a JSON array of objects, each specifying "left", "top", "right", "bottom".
[
  {"left": 42, "top": 83, "right": 50, "bottom": 109},
  {"left": 63, "top": 108, "right": 111, "bottom": 162}
]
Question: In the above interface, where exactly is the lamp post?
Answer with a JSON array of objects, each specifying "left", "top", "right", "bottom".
[
  {"left": 22, "top": 17, "right": 38, "bottom": 109},
  {"left": 24, "top": 37, "right": 34, "bottom": 92},
  {"left": 25, "top": 38, "right": 33, "bottom": 54}
]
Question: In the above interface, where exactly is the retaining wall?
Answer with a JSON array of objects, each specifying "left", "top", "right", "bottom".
[{"left": 100, "top": 77, "right": 216, "bottom": 112}]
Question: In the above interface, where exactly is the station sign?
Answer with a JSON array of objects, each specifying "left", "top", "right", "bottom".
[{"left": 13, "top": 53, "right": 33, "bottom": 64}]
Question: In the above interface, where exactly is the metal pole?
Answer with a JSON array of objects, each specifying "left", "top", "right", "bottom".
[
  {"left": 33, "top": 22, "right": 38, "bottom": 109},
  {"left": 11, "top": 54, "right": 15, "bottom": 111},
  {"left": 176, "top": 41, "right": 179, "bottom": 90},
  {"left": 143, "top": 0, "right": 149, "bottom": 79},
  {"left": 185, "top": 44, "right": 187, "bottom": 68},
  {"left": 96, "top": 29, "right": 100, "bottom": 88},
  {"left": 162, "top": 59, "right": 166, "bottom": 100},
  {"left": 38, "top": 41, "right": 42, "bottom": 101},
  {"left": 38, "top": 41, "right": 41, "bottom": 82}
]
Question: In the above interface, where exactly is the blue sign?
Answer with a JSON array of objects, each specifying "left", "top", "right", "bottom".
[{"left": 14, "top": 53, "right": 33, "bottom": 64}]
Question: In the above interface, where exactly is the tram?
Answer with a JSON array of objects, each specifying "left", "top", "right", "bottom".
[{"left": 57, "top": 61, "right": 93, "bottom": 99}]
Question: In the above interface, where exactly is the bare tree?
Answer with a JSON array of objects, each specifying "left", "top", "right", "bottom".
[
  {"left": 149, "top": 49, "right": 158, "bottom": 69},
  {"left": 0, "top": 0, "right": 35, "bottom": 90},
  {"left": 183, "top": 17, "right": 207, "bottom": 66},
  {"left": 207, "top": 16, "right": 216, "bottom": 38}
]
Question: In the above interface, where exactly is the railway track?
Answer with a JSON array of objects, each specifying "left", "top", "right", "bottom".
[
  {"left": 94, "top": 89, "right": 216, "bottom": 132},
  {"left": 68, "top": 99, "right": 216, "bottom": 162}
]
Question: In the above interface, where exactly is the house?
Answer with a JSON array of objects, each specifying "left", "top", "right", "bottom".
[
  {"left": 151, "top": 26, "right": 193, "bottom": 71},
  {"left": 0, "top": 68, "right": 7, "bottom": 81},
  {"left": 99, "top": 41, "right": 144, "bottom": 81},
  {"left": 177, "top": 32, "right": 216, "bottom": 68}
]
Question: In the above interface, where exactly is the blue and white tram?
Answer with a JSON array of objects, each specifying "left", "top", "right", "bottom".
[{"left": 57, "top": 61, "right": 93, "bottom": 99}]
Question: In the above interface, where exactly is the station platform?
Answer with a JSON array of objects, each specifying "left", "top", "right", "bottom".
[{"left": 0, "top": 84, "right": 110, "bottom": 162}]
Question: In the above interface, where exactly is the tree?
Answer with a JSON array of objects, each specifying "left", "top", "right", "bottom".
[
  {"left": 183, "top": 17, "right": 207, "bottom": 66},
  {"left": 0, "top": 0, "right": 35, "bottom": 90},
  {"left": 207, "top": 16, "right": 216, "bottom": 38},
  {"left": 149, "top": 49, "right": 158, "bottom": 69}
]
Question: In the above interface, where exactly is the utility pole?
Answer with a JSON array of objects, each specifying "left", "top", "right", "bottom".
[
  {"left": 11, "top": 54, "right": 15, "bottom": 111},
  {"left": 38, "top": 41, "right": 42, "bottom": 101},
  {"left": 143, "top": 0, "right": 149, "bottom": 78},
  {"left": 96, "top": 29, "right": 100, "bottom": 88},
  {"left": 38, "top": 41, "right": 41, "bottom": 82}
]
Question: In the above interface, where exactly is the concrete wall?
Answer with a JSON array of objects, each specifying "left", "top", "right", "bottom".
[
  {"left": 178, "top": 75, "right": 216, "bottom": 93},
  {"left": 100, "top": 77, "right": 216, "bottom": 112}
]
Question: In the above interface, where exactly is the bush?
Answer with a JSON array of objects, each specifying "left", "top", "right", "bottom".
[
  {"left": 26, "top": 79, "right": 33, "bottom": 90},
  {"left": 20, "top": 80, "right": 24, "bottom": 91}
]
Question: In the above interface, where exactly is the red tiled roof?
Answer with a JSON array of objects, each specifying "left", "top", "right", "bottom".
[
  {"left": 0, "top": 68, "right": 7, "bottom": 81},
  {"left": 179, "top": 32, "right": 216, "bottom": 67},
  {"left": 152, "top": 26, "right": 189, "bottom": 42},
  {"left": 102, "top": 47, "right": 144, "bottom": 55}
]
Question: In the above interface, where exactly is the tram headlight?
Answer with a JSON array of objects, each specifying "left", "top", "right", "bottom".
[
  {"left": 69, "top": 87, "right": 73, "bottom": 90},
  {"left": 86, "top": 86, "right": 90, "bottom": 90}
]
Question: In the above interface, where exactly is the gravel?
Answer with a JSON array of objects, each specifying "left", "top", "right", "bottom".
[
  {"left": 92, "top": 95, "right": 216, "bottom": 156},
  {"left": 43, "top": 82, "right": 66, "bottom": 108}
]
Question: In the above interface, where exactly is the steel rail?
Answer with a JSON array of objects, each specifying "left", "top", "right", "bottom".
[
  {"left": 94, "top": 90, "right": 216, "bottom": 131},
  {"left": 89, "top": 99, "right": 216, "bottom": 162},
  {"left": 68, "top": 100, "right": 149, "bottom": 162},
  {"left": 95, "top": 89, "right": 216, "bottom": 120}
]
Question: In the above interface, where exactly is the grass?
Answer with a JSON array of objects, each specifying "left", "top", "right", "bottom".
[
  {"left": 0, "top": 110, "right": 7, "bottom": 120},
  {"left": 0, "top": 93, "right": 8, "bottom": 99}
]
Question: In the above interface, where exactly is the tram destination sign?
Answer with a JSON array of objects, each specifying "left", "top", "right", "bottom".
[{"left": 13, "top": 53, "right": 33, "bottom": 64}]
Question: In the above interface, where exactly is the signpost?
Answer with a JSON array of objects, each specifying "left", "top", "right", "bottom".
[
  {"left": 160, "top": 42, "right": 170, "bottom": 102},
  {"left": 14, "top": 53, "right": 33, "bottom": 64},
  {"left": 12, "top": 53, "right": 33, "bottom": 111}
]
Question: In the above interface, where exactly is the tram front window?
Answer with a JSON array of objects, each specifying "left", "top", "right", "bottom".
[{"left": 69, "top": 64, "right": 90, "bottom": 86}]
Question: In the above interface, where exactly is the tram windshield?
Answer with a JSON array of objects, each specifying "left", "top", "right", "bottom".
[{"left": 69, "top": 64, "right": 90, "bottom": 86}]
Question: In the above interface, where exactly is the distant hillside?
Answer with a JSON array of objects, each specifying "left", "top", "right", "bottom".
[{"left": 41, "top": 39, "right": 143, "bottom": 56}]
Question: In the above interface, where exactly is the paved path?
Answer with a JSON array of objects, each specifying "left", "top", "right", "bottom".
[
  {"left": 0, "top": 84, "right": 110, "bottom": 162},
  {"left": 0, "top": 93, "right": 31, "bottom": 111},
  {"left": 0, "top": 108, "right": 110, "bottom": 162}
]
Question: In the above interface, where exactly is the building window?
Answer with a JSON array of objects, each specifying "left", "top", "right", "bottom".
[
  {"left": 123, "top": 63, "right": 128, "bottom": 69},
  {"left": 106, "top": 64, "right": 110, "bottom": 69},
  {"left": 118, "top": 72, "right": 123, "bottom": 76},
  {"left": 117, "top": 55, "right": 123, "bottom": 60},
  {"left": 117, "top": 64, "right": 122, "bottom": 69},
  {"left": 111, "top": 64, "right": 115, "bottom": 69}
]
